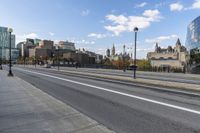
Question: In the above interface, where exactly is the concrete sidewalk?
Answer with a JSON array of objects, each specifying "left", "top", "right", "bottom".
[{"left": 0, "top": 70, "right": 114, "bottom": 133}]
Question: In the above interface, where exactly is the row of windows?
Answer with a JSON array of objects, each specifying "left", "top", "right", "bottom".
[
  {"left": 186, "top": 16, "right": 200, "bottom": 50},
  {"left": 186, "top": 16, "right": 200, "bottom": 67},
  {"left": 151, "top": 57, "right": 177, "bottom": 60}
]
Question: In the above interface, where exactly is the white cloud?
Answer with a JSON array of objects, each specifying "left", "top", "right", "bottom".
[
  {"left": 135, "top": 2, "right": 147, "bottom": 8},
  {"left": 142, "top": 9, "right": 161, "bottom": 21},
  {"left": 170, "top": 2, "right": 184, "bottom": 11},
  {"left": 145, "top": 34, "right": 178, "bottom": 43},
  {"left": 106, "top": 14, "right": 128, "bottom": 25},
  {"left": 192, "top": 0, "right": 200, "bottom": 9},
  {"left": 169, "top": 1, "right": 200, "bottom": 11},
  {"left": 95, "top": 48, "right": 106, "bottom": 55},
  {"left": 24, "top": 33, "right": 38, "bottom": 39},
  {"left": 88, "top": 33, "right": 107, "bottom": 39},
  {"left": 81, "top": 9, "right": 90, "bottom": 16},
  {"left": 136, "top": 48, "right": 153, "bottom": 52},
  {"left": 16, "top": 36, "right": 25, "bottom": 44},
  {"left": 104, "top": 9, "right": 162, "bottom": 36},
  {"left": 16, "top": 33, "right": 38, "bottom": 43},
  {"left": 68, "top": 38, "right": 95, "bottom": 45},
  {"left": 49, "top": 32, "right": 55, "bottom": 36},
  {"left": 104, "top": 25, "right": 127, "bottom": 36}
]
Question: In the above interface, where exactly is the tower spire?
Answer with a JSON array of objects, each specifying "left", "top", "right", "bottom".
[
  {"left": 112, "top": 44, "right": 115, "bottom": 56},
  {"left": 176, "top": 38, "right": 181, "bottom": 46}
]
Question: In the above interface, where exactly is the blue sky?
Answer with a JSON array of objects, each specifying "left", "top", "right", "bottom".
[{"left": 0, "top": 0, "right": 200, "bottom": 58}]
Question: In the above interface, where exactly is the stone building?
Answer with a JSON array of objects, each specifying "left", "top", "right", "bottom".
[
  {"left": 63, "top": 52, "right": 95, "bottom": 65},
  {"left": 147, "top": 39, "right": 188, "bottom": 70},
  {"left": 39, "top": 40, "right": 53, "bottom": 49},
  {"left": 106, "top": 44, "right": 131, "bottom": 61},
  {"left": 106, "top": 48, "right": 110, "bottom": 57},
  {"left": 21, "top": 41, "right": 36, "bottom": 57},
  {"left": 28, "top": 40, "right": 54, "bottom": 58},
  {"left": 111, "top": 44, "right": 115, "bottom": 56},
  {"left": 96, "top": 54, "right": 103, "bottom": 63},
  {"left": 58, "top": 41, "right": 75, "bottom": 51},
  {"left": 35, "top": 49, "right": 52, "bottom": 59}
]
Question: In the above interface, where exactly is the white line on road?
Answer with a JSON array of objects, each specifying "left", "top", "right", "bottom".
[{"left": 16, "top": 68, "right": 200, "bottom": 115}]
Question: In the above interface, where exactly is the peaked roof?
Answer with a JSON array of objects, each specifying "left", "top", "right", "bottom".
[
  {"left": 155, "top": 42, "right": 159, "bottom": 47},
  {"left": 176, "top": 38, "right": 181, "bottom": 46}
]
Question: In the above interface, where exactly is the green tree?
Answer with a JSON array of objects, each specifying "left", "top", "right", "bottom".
[{"left": 137, "top": 59, "right": 151, "bottom": 71}]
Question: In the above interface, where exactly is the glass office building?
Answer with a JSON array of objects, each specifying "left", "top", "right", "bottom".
[
  {"left": 186, "top": 16, "right": 200, "bottom": 72},
  {"left": 0, "top": 27, "right": 8, "bottom": 60},
  {"left": 0, "top": 26, "right": 17, "bottom": 61}
]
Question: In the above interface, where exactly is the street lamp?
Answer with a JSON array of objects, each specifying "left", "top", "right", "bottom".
[
  {"left": 7, "top": 28, "right": 13, "bottom": 76},
  {"left": 56, "top": 47, "right": 60, "bottom": 70},
  {"left": 40, "top": 56, "right": 42, "bottom": 65},
  {"left": 34, "top": 56, "right": 36, "bottom": 68},
  {"left": 0, "top": 58, "right": 2, "bottom": 70},
  {"left": 133, "top": 27, "right": 138, "bottom": 79},
  {"left": 123, "top": 45, "right": 126, "bottom": 72},
  {"left": 52, "top": 53, "right": 55, "bottom": 67},
  {"left": 23, "top": 42, "right": 26, "bottom": 67}
]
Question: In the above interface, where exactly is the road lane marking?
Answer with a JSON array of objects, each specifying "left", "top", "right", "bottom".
[
  {"left": 15, "top": 66, "right": 200, "bottom": 97},
  {"left": 15, "top": 68, "right": 200, "bottom": 115}
]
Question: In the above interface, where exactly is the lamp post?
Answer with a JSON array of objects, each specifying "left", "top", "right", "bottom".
[
  {"left": 34, "top": 56, "right": 36, "bottom": 68},
  {"left": 24, "top": 56, "right": 25, "bottom": 67},
  {"left": 23, "top": 43, "right": 26, "bottom": 67},
  {"left": 56, "top": 47, "right": 60, "bottom": 70},
  {"left": 0, "top": 59, "right": 2, "bottom": 70},
  {"left": 52, "top": 53, "right": 55, "bottom": 67},
  {"left": 123, "top": 55, "right": 125, "bottom": 72},
  {"left": 7, "top": 28, "right": 13, "bottom": 76},
  {"left": 133, "top": 27, "right": 138, "bottom": 79},
  {"left": 40, "top": 56, "right": 42, "bottom": 65},
  {"left": 122, "top": 45, "right": 126, "bottom": 72}
]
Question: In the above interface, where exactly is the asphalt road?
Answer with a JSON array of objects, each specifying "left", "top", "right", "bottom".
[
  {"left": 9, "top": 66, "right": 200, "bottom": 133},
  {"left": 19, "top": 65, "right": 200, "bottom": 85},
  {"left": 57, "top": 67, "right": 200, "bottom": 85}
]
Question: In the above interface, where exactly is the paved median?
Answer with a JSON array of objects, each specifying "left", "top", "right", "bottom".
[
  {"left": 15, "top": 65, "right": 200, "bottom": 92},
  {"left": 51, "top": 68, "right": 200, "bottom": 92}
]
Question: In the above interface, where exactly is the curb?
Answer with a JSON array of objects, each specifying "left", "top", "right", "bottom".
[
  {"left": 58, "top": 69, "right": 200, "bottom": 92},
  {"left": 15, "top": 66, "right": 200, "bottom": 92}
]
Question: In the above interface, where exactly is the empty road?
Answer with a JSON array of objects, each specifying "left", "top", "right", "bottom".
[
  {"left": 18, "top": 65, "right": 200, "bottom": 85},
  {"left": 8, "top": 66, "right": 200, "bottom": 133}
]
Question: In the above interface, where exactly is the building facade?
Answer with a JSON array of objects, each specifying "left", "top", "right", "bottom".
[
  {"left": 18, "top": 38, "right": 101, "bottom": 65},
  {"left": 5, "top": 48, "right": 19, "bottom": 61},
  {"left": 0, "top": 26, "right": 17, "bottom": 61},
  {"left": 25, "top": 38, "right": 41, "bottom": 46},
  {"left": 58, "top": 41, "right": 75, "bottom": 51},
  {"left": 96, "top": 54, "right": 103, "bottom": 63},
  {"left": 186, "top": 16, "right": 200, "bottom": 73},
  {"left": 106, "top": 48, "right": 110, "bottom": 57},
  {"left": 35, "top": 48, "right": 52, "bottom": 59},
  {"left": 147, "top": 39, "right": 187, "bottom": 71},
  {"left": 39, "top": 40, "right": 54, "bottom": 49},
  {"left": 106, "top": 44, "right": 131, "bottom": 61},
  {"left": 63, "top": 52, "right": 95, "bottom": 65},
  {"left": 21, "top": 41, "right": 36, "bottom": 57},
  {"left": 29, "top": 40, "right": 54, "bottom": 58}
]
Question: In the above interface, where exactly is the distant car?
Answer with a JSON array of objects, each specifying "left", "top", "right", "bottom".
[
  {"left": 128, "top": 65, "right": 137, "bottom": 70},
  {"left": 44, "top": 64, "right": 51, "bottom": 68}
]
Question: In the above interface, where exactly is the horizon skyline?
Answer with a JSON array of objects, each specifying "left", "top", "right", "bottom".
[{"left": 1, "top": 0, "right": 200, "bottom": 58}]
